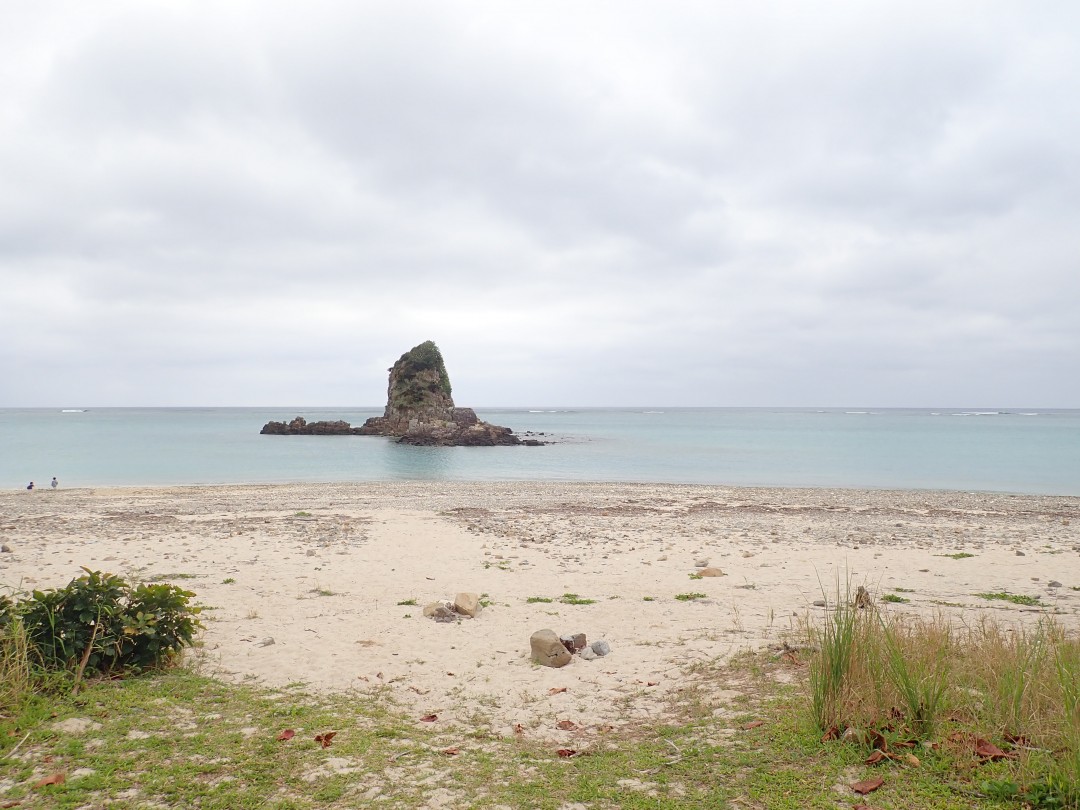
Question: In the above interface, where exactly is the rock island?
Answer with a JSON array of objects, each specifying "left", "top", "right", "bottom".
[{"left": 260, "top": 341, "right": 541, "bottom": 446}]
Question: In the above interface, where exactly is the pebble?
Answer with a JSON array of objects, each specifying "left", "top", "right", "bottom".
[
  {"left": 256, "top": 637, "right": 275, "bottom": 647},
  {"left": 0, "top": 544, "right": 10, "bottom": 553},
  {"left": 1048, "top": 580, "right": 1062, "bottom": 588},
  {"left": 813, "top": 599, "right": 827, "bottom": 607},
  {"left": 591, "top": 640, "right": 610, "bottom": 657},
  {"left": 1016, "top": 550, "right": 1026, "bottom": 556}
]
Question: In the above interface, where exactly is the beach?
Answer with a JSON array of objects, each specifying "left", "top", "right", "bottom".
[{"left": 2, "top": 483, "right": 1078, "bottom": 738}]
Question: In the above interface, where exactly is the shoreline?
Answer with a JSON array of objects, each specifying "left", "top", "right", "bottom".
[{"left": 2, "top": 481, "right": 1078, "bottom": 737}]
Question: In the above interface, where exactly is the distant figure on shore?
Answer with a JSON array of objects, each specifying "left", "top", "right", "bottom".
[
  {"left": 26, "top": 481, "right": 33, "bottom": 491},
  {"left": 51, "top": 477, "right": 58, "bottom": 489}
]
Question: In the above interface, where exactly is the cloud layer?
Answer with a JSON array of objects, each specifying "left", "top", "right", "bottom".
[{"left": 2, "top": 2, "right": 1078, "bottom": 406}]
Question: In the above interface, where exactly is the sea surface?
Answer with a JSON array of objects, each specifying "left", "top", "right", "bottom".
[{"left": 1, "top": 407, "right": 1078, "bottom": 495}]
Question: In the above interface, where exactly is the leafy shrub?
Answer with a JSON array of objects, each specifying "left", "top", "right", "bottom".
[{"left": 14, "top": 568, "right": 201, "bottom": 675}]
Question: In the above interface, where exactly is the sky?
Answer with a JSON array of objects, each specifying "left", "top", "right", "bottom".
[{"left": 1, "top": 2, "right": 1078, "bottom": 408}]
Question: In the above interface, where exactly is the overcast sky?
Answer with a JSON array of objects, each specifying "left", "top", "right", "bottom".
[{"left": 1, "top": 2, "right": 1078, "bottom": 408}]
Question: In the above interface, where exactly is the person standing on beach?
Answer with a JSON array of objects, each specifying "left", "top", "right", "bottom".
[
  {"left": 51, "top": 477, "right": 58, "bottom": 489},
  {"left": 26, "top": 482, "right": 33, "bottom": 491}
]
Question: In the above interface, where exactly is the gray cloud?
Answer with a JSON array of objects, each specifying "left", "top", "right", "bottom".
[{"left": 1, "top": 1, "right": 1077, "bottom": 407}]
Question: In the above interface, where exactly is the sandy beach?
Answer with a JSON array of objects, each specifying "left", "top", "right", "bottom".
[{"left": 2, "top": 483, "right": 1078, "bottom": 739}]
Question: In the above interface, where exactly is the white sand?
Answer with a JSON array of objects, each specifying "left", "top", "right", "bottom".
[{"left": 2, "top": 482, "right": 1078, "bottom": 739}]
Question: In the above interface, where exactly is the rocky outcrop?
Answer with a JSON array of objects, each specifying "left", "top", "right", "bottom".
[
  {"left": 260, "top": 340, "right": 543, "bottom": 446},
  {"left": 358, "top": 341, "right": 533, "bottom": 446},
  {"left": 260, "top": 416, "right": 361, "bottom": 435}
]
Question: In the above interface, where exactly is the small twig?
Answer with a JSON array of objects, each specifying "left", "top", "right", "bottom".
[
  {"left": 5, "top": 731, "right": 32, "bottom": 760},
  {"left": 389, "top": 750, "right": 413, "bottom": 762},
  {"left": 72, "top": 621, "right": 102, "bottom": 695},
  {"left": 663, "top": 738, "right": 684, "bottom": 765}
]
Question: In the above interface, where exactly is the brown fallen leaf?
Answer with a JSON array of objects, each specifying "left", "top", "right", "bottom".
[
  {"left": 906, "top": 753, "right": 921, "bottom": 767},
  {"left": 974, "top": 738, "right": 1013, "bottom": 761},
  {"left": 314, "top": 731, "right": 337, "bottom": 748},
  {"left": 513, "top": 724, "right": 525, "bottom": 734},
  {"left": 276, "top": 729, "right": 295, "bottom": 742},
  {"left": 420, "top": 714, "right": 438, "bottom": 723},
  {"left": 820, "top": 725, "right": 840, "bottom": 742},
  {"left": 1004, "top": 732, "right": 1031, "bottom": 747},
  {"left": 851, "top": 776, "right": 884, "bottom": 795},
  {"left": 1, "top": 801, "right": 21, "bottom": 808},
  {"left": 867, "top": 728, "right": 888, "bottom": 751},
  {"left": 864, "top": 750, "right": 900, "bottom": 765},
  {"left": 33, "top": 773, "right": 65, "bottom": 789},
  {"left": 556, "top": 720, "right": 578, "bottom": 731},
  {"left": 556, "top": 748, "right": 577, "bottom": 758},
  {"left": 741, "top": 720, "right": 764, "bottom": 730},
  {"left": 548, "top": 687, "right": 568, "bottom": 695},
  {"left": 442, "top": 747, "right": 460, "bottom": 756}
]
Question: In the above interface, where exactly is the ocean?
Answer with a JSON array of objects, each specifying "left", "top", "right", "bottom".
[{"left": 1, "top": 407, "right": 1077, "bottom": 495}]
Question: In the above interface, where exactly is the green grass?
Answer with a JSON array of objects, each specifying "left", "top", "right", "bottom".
[
  {"left": 882, "top": 593, "right": 910, "bottom": 604},
  {"left": 976, "top": 592, "right": 1044, "bottom": 607},
  {"left": 525, "top": 596, "right": 553, "bottom": 604},
  {"left": 396, "top": 598, "right": 418, "bottom": 606},
  {"left": 938, "top": 552, "right": 976, "bottom": 559},
  {"left": 674, "top": 592, "right": 707, "bottom": 601},
  {"left": 559, "top": 593, "right": 596, "bottom": 605},
  {"left": 221, "top": 578, "right": 236, "bottom": 585},
  {"left": 293, "top": 511, "right": 312, "bottom": 517}
]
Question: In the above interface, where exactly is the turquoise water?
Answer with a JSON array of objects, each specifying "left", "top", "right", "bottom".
[{"left": 1, "top": 407, "right": 1077, "bottom": 494}]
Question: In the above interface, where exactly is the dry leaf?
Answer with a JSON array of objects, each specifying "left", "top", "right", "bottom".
[
  {"left": 556, "top": 748, "right": 577, "bottom": 758},
  {"left": 974, "top": 739, "right": 1012, "bottom": 761},
  {"left": 820, "top": 725, "right": 840, "bottom": 742},
  {"left": 556, "top": 720, "right": 578, "bottom": 731},
  {"left": 314, "top": 731, "right": 337, "bottom": 748},
  {"left": 864, "top": 750, "right": 899, "bottom": 765},
  {"left": 906, "top": 753, "right": 921, "bottom": 767},
  {"left": 741, "top": 720, "right": 764, "bottom": 730},
  {"left": 548, "top": 687, "right": 568, "bottom": 695},
  {"left": 420, "top": 714, "right": 438, "bottom": 723},
  {"left": 647, "top": 681, "right": 659, "bottom": 686},
  {"left": 1, "top": 800, "right": 21, "bottom": 808},
  {"left": 442, "top": 747, "right": 460, "bottom": 756},
  {"left": 513, "top": 724, "right": 525, "bottom": 735},
  {"left": 851, "top": 776, "right": 884, "bottom": 795},
  {"left": 33, "top": 773, "right": 65, "bottom": 789},
  {"left": 276, "top": 729, "right": 295, "bottom": 742}
]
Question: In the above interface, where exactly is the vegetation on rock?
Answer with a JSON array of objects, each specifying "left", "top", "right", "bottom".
[{"left": 390, "top": 340, "right": 453, "bottom": 410}]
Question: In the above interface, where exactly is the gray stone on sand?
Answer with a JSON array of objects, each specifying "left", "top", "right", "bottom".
[
  {"left": 423, "top": 602, "right": 456, "bottom": 622},
  {"left": 579, "top": 646, "right": 598, "bottom": 661},
  {"left": 0, "top": 544, "right": 10, "bottom": 553},
  {"left": 531, "top": 629, "right": 572, "bottom": 668},
  {"left": 590, "top": 639, "right": 611, "bottom": 657},
  {"left": 454, "top": 592, "right": 482, "bottom": 618}
]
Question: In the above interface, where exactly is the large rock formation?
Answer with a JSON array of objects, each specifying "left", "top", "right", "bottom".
[
  {"left": 260, "top": 341, "right": 543, "bottom": 446},
  {"left": 358, "top": 341, "right": 528, "bottom": 446}
]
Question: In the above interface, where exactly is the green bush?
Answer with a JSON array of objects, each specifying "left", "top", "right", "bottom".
[{"left": 14, "top": 568, "right": 201, "bottom": 675}]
